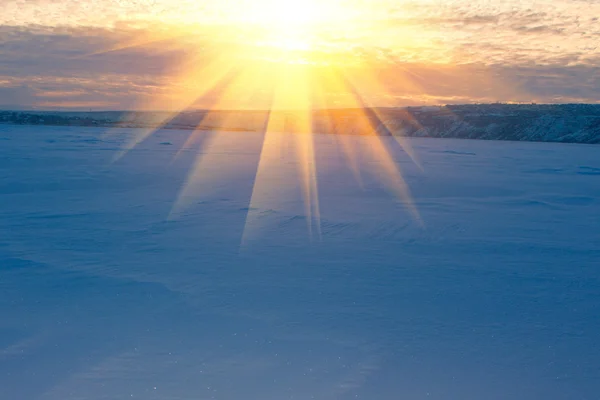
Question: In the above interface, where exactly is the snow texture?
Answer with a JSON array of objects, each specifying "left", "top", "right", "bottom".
[{"left": 1, "top": 125, "right": 599, "bottom": 400}]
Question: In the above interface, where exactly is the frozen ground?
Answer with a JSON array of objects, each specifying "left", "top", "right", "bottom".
[{"left": 1, "top": 125, "right": 599, "bottom": 400}]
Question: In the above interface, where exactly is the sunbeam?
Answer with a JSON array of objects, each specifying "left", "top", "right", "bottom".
[
  {"left": 109, "top": 0, "right": 430, "bottom": 243},
  {"left": 111, "top": 50, "right": 241, "bottom": 161},
  {"left": 241, "top": 63, "right": 321, "bottom": 244},
  {"left": 169, "top": 63, "right": 277, "bottom": 217},
  {"left": 339, "top": 71, "right": 421, "bottom": 222}
]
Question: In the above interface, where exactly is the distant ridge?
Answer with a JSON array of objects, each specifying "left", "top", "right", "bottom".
[{"left": 2, "top": 104, "right": 600, "bottom": 144}]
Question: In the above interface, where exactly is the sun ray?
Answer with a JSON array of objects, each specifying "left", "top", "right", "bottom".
[
  {"left": 336, "top": 69, "right": 421, "bottom": 222},
  {"left": 311, "top": 69, "right": 366, "bottom": 187},
  {"left": 111, "top": 50, "right": 240, "bottom": 161},
  {"left": 172, "top": 62, "right": 277, "bottom": 160},
  {"left": 342, "top": 66, "right": 424, "bottom": 170},
  {"left": 169, "top": 63, "right": 278, "bottom": 218},
  {"left": 288, "top": 70, "right": 321, "bottom": 239},
  {"left": 108, "top": 0, "right": 430, "bottom": 243},
  {"left": 241, "top": 64, "right": 320, "bottom": 245},
  {"left": 76, "top": 27, "right": 189, "bottom": 59}
]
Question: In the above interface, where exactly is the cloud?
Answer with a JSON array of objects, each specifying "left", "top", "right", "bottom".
[
  {"left": 0, "top": 25, "right": 190, "bottom": 77},
  {"left": 1, "top": 0, "right": 600, "bottom": 109},
  {"left": 2, "top": 53, "right": 599, "bottom": 110},
  {"left": 0, "top": 83, "right": 37, "bottom": 108}
]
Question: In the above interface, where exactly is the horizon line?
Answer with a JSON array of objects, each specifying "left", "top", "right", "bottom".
[{"left": 2, "top": 102, "right": 600, "bottom": 114}]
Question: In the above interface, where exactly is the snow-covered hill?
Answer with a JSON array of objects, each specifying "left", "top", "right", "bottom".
[
  {"left": 2, "top": 104, "right": 600, "bottom": 144},
  {"left": 393, "top": 104, "right": 600, "bottom": 144}
]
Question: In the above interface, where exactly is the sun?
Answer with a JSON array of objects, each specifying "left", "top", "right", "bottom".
[
  {"left": 172, "top": 0, "right": 357, "bottom": 57},
  {"left": 245, "top": 0, "right": 333, "bottom": 27},
  {"left": 226, "top": 0, "right": 340, "bottom": 61},
  {"left": 263, "top": 0, "right": 318, "bottom": 26},
  {"left": 239, "top": 0, "right": 340, "bottom": 54}
]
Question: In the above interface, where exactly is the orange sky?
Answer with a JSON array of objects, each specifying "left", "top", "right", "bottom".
[{"left": 1, "top": 0, "right": 599, "bottom": 109}]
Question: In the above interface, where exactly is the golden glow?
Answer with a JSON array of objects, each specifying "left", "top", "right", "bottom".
[
  {"left": 191, "top": 0, "right": 360, "bottom": 63},
  {"left": 244, "top": 0, "right": 327, "bottom": 27},
  {"left": 104, "top": 0, "right": 428, "bottom": 243}
]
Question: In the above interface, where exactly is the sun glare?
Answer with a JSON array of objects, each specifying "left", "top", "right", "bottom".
[
  {"left": 107, "top": 0, "right": 423, "bottom": 244},
  {"left": 244, "top": 0, "right": 335, "bottom": 27},
  {"left": 238, "top": 0, "right": 343, "bottom": 56},
  {"left": 254, "top": 0, "right": 318, "bottom": 26}
]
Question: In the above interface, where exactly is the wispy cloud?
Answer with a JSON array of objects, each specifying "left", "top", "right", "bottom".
[{"left": 0, "top": 0, "right": 599, "bottom": 108}]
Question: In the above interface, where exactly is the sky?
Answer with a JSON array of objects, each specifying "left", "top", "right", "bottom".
[{"left": 1, "top": 0, "right": 599, "bottom": 110}]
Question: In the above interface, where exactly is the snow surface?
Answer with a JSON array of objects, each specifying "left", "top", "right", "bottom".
[{"left": 1, "top": 125, "right": 599, "bottom": 400}]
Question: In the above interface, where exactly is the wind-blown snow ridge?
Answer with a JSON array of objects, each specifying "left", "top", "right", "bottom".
[{"left": 2, "top": 103, "right": 600, "bottom": 144}]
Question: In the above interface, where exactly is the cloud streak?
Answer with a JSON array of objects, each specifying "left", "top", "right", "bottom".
[{"left": 0, "top": 0, "right": 599, "bottom": 108}]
